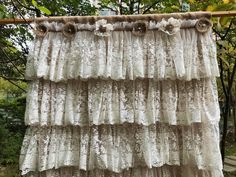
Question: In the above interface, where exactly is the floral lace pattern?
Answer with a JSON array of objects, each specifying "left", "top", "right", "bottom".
[
  {"left": 24, "top": 78, "right": 220, "bottom": 126},
  {"left": 24, "top": 165, "right": 224, "bottom": 177},
  {"left": 25, "top": 20, "right": 218, "bottom": 82},
  {"left": 20, "top": 14, "right": 223, "bottom": 177},
  {"left": 20, "top": 123, "right": 222, "bottom": 175}
]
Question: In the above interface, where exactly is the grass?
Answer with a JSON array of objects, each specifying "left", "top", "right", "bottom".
[
  {"left": 225, "top": 142, "right": 236, "bottom": 156},
  {"left": 0, "top": 164, "right": 20, "bottom": 177},
  {"left": 224, "top": 171, "right": 236, "bottom": 177},
  {"left": 224, "top": 142, "right": 236, "bottom": 177}
]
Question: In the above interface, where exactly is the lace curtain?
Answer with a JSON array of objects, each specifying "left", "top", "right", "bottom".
[{"left": 19, "top": 12, "right": 224, "bottom": 177}]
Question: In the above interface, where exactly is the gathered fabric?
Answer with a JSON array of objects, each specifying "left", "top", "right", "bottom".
[
  {"left": 20, "top": 12, "right": 223, "bottom": 177},
  {"left": 20, "top": 123, "right": 222, "bottom": 175},
  {"left": 25, "top": 78, "right": 220, "bottom": 126},
  {"left": 24, "top": 166, "right": 224, "bottom": 177},
  {"left": 25, "top": 19, "right": 218, "bottom": 82}
]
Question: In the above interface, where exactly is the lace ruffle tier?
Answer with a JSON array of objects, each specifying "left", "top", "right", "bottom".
[
  {"left": 24, "top": 166, "right": 223, "bottom": 177},
  {"left": 25, "top": 78, "right": 220, "bottom": 126},
  {"left": 25, "top": 19, "right": 219, "bottom": 82},
  {"left": 20, "top": 13, "right": 223, "bottom": 177},
  {"left": 20, "top": 124, "right": 222, "bottom": 175}
]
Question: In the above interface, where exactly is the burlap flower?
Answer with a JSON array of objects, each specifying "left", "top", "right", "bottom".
[
  {"left": 195, "top": 18, "right": 212, "bottom": 33},
  {"left": 35, "top": 23, "right": 48, "bottom": 37},
  {"left": 62, "top": 22, "right": 77, "bottom": 38},
  {"left": 132, "top": 21, "right": 148, "bottom": 36}
]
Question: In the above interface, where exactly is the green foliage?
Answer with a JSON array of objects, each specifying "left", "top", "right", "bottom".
[
  {"left": 28, "top": 0, "right": 97, "bottom": 16},
  {"left": 31, "top": 0, "right": 38, "bottom": 8},
  {"left": 0, "top": 4, "right": 7, "bottom": 19},
  {"left": 215, "top": 18, "right": 236, "bottom": 101},
  {"left": 0, "top": 128, "right": 23, "bottom": 164},
  {"left": 31, "top": 0, "right": 52, "bottom": 15},
  {"left": 99, "top": 0, "right": 183, "bottom": 14},
  {"left": 0, "top": 96, "right": 26, "bottom": 165},
  {"left": 0, "top": 78, "right": 27, "bottom": 98}
]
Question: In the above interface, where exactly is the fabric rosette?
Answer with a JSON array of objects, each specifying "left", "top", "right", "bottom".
[
  {"left": 157, "top": 17, "right": 181, "bottom": 35},
  {"left": 94, "top": 19, "right": 114, "bottom": 37}
]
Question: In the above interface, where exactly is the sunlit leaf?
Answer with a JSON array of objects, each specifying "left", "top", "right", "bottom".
[
  {"left": 216, "top": 17, "right": 222, "bottom": 30},
  {"left": 31, "top": 0, "right": 38, "bottom": 8},
  {"left": 220, "top": 17, "right": 230, "bottom": 27},
  {"left": 206, "top": 5, "right": 215, "bottom": 11},
  {"left": 223, "top": 0, "right": 230, "bottom": 4},
  {"left": 38, "top": 6, "right": 51, "bottom": 15},
  {"left": 228, "top": 46, "right": 235, "bottom": 53},
  {"left": 230, "top": 63, "right": 236, "bottom": 70},
  {"left": 221, "top": 57, "right": 230, "bottom": 67},
  {"left": 22, "top": 0, "right": 27, "bottom": 5},
  {"left": 188, "top": 0, "right": 195, "bottom": 4},
  {"left": 214, "top": 3, "right": 236, "bottom": 11},
  {"left": 171, "top": 5, "right": 179, "bottom": 10}
]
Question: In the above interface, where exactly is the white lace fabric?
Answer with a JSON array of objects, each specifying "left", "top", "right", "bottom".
[
  {"left": 20, "top": 124, "right": 222, "bottom": 174},
  {"left": 24, "top": 166, "right": 223, "bottom": 177},
  {"left": 25, "top": 20, "right": 219, "bottom": 82},
  {"left": 20, "top": 14, "right": 223, "bottom": 177},
  {"left": 24, "top": 78, "right": 220, "bottom": 126}
]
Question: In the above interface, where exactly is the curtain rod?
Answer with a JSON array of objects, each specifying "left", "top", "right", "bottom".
[{"left": 0, "top": 11, "right": 235, "bottom": 25}]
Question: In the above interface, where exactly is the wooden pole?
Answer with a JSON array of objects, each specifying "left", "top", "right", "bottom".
[
  {"left": 0, "top": 18, "right": 33, "bottom": 25},
  {"left": 0, "top": 11, "right": 235, "bottom": 25},
  {"left": 211, "top": 10, "right": 236, "bottom": 17}
]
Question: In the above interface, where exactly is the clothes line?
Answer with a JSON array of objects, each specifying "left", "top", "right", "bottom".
[{"left": 0, "top": 11, "right": 235, "bottom": 25}]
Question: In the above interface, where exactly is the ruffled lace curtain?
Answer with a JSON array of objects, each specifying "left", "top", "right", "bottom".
[{"left": 19, "top": 12, "right": 224, "bottom": 177}]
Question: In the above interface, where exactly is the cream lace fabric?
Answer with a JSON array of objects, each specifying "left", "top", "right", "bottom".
[
  {"left": 25, "top": 26, "right": 219, "bottom": 82},
  {"left": 20, "top": 13, "right": 224, "bottom": 177},
  {"left": 24, "top": 78, "right": 220, "bottom": 126}
]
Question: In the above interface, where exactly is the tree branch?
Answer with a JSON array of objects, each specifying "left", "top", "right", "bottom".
[
  {"left": 228, "top": 60, "right": 236, "bottom": 92},
  {"left": 98, "top": 4, "right": 118, "bottom": 14},
  {"left": 119, "top": 0, "right": 123, "bottom": 15},
  {"left": 137, "top": 0, "right": 141, "bottom": 14},
  {"left": 213, "top": 28, "right": 223, "bottom": 39},
  {"left": 219, "top": 58, "right": 228, "bottom": 98},
  {"left": 0, "top": 48, "right": 25, "bottom": 77},
  {"left": 142, "top": 0, "right": 161, "bottom": 14},
  {"left": 0, "top": 58, "right": 23, "bottom": 63},
  {"left": 10, "top": 0, "right": 34, "bottom": 30},
  {"left": 222, "top": 18, "right": 234, "bottom": 40},
  {"left": 0, "top": 76, "right": 26, "bottom": 82},
  {"left": 213, "top": 18, "right": 235, "bottom": 41},
  {"left": 15, "top": 0, "right": 37, "bottom": 12},
  {"left": 0, "top": 76, "right": 26, "bottom": 93}
]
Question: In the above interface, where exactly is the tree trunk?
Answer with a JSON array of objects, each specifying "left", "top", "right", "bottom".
[
  {"left": 221, "top": 97, "right": 230, "bottom": 163},
  {"left": 233, "top": 98, "right": 236, "bottom": 142}
]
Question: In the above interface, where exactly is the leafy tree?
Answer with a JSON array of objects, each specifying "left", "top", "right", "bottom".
[{"left": 214, "top": 17, "right": 236, "bottom": 161}]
